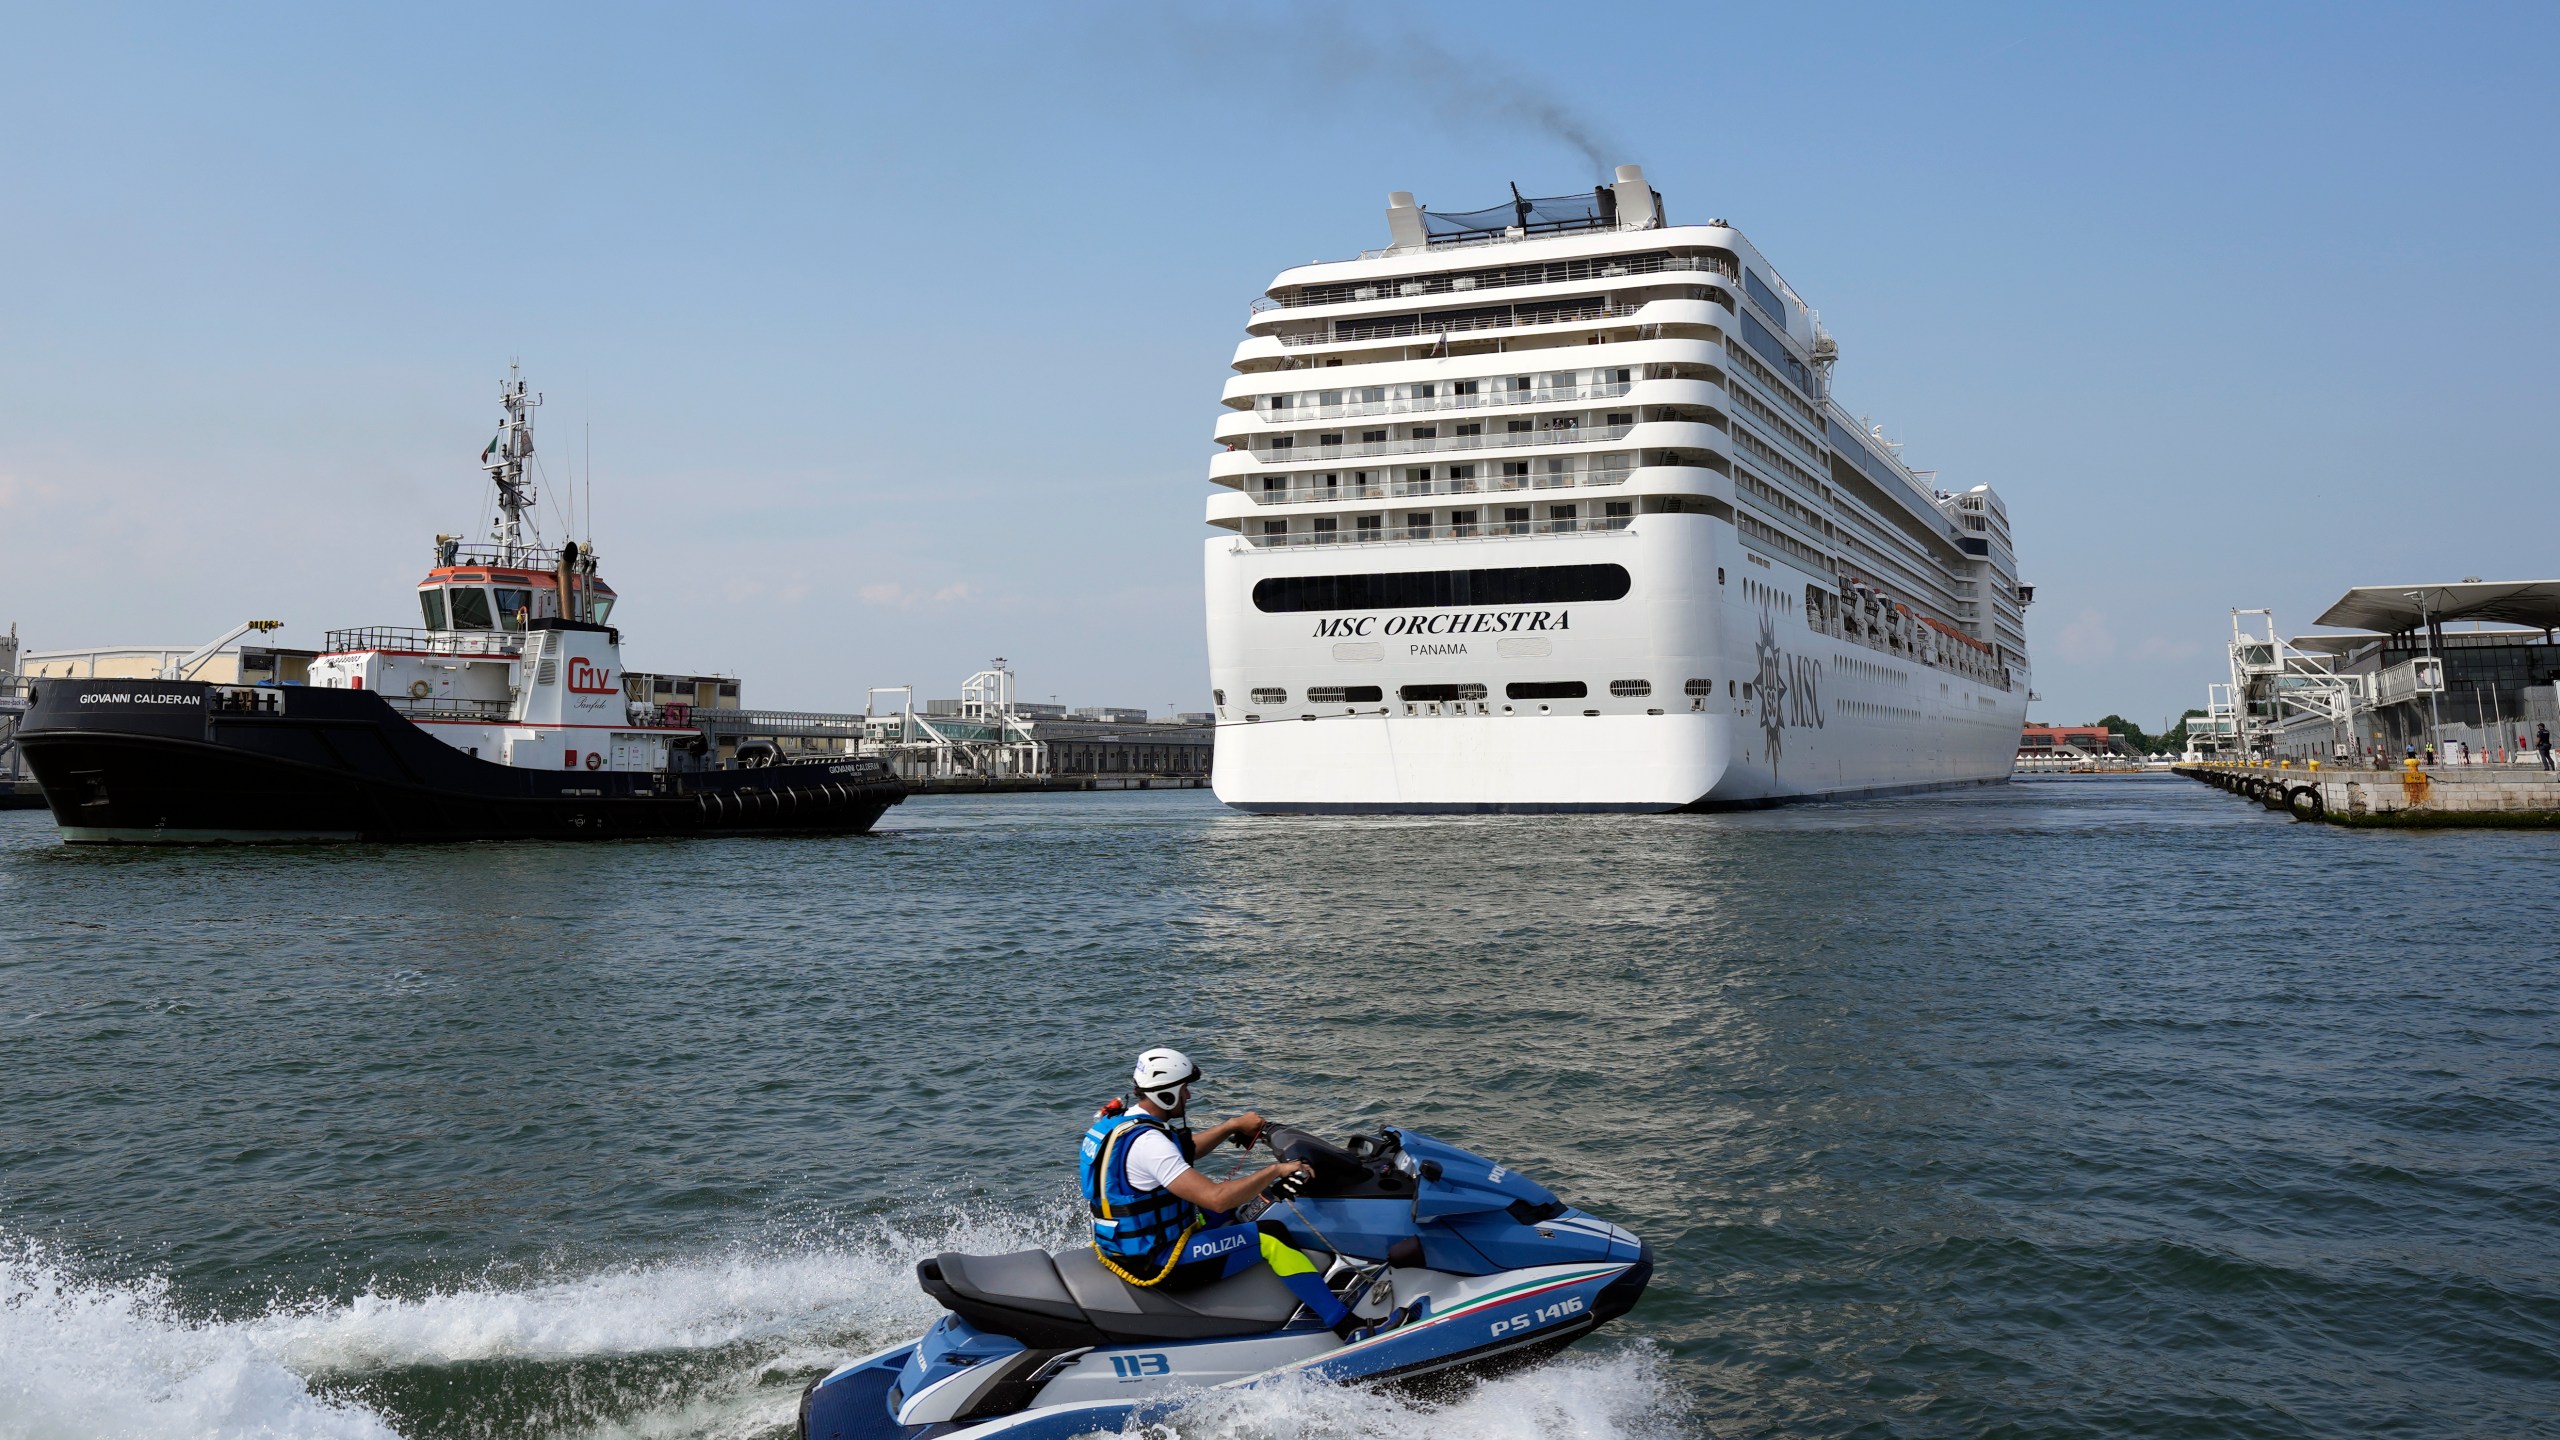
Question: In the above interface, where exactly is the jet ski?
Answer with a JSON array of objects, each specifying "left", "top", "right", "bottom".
[{"left": 800, "top": 1124, "right": 1652, "bottom": 1439}]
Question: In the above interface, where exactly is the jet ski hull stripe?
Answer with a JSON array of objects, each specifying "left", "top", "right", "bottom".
[{"left": 1315, "top": 1265, "right": 1625, "bottom": 1364}]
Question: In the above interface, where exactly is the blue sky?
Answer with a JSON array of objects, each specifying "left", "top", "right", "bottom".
[{"left": 4, "top": 2, "right": 2554, "bottom": 727}]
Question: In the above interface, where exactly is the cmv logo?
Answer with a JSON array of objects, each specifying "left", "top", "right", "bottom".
[{"left": 566, "top": 657, "right": 616, "bottom": 694}]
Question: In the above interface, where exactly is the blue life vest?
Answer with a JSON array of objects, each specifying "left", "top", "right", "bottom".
[{"left": 1080, "top": 1107, "right": 1200, "bottom": 1283}]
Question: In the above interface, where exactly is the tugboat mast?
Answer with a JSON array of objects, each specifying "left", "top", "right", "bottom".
[{"left": 481, "top": 363, "right": 543, "bottom": 565}]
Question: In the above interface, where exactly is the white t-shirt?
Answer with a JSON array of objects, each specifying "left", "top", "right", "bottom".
[{"left": 1124, "top": 1126, "right": 1194, "bottom": 1193}]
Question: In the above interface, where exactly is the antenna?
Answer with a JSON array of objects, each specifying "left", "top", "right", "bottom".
[{"left": 481, "top": 361, "right": 544, "bottom": 563}]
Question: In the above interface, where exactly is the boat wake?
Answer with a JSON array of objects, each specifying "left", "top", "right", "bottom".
[{"left": 2, "top": 1216, "right": 1682, "bottom": 1440}]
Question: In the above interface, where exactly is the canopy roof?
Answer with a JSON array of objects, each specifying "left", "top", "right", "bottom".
[{"left": 2313, "top": 580, "right": 2560, "bottom": 633}]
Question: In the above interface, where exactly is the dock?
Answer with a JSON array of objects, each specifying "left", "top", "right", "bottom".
[
  {"left": 2175, "top": 760, "right": 2560, "bottom": 827},
  {"left": 908, "top": 775, "right": 1206, "bottom": 796}
]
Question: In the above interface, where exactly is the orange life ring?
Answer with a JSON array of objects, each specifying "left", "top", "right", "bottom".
[{"left": 585, "top": 752, "right": 603, "bottom": 771}]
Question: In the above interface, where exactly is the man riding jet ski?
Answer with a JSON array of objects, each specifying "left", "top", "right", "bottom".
[
  {"left": 1082, "top": 1048, "right": 1417, "bottom": 1344},
  {"left": 799, "top": 1047, "right": 1654, "bottom": 1440}
]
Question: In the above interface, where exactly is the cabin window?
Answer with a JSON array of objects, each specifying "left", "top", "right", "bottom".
[
  {"left": 418, "top": 589, "right": 448, "bottom": 630},
  {"left": 448, "top": 586, "right": 495, "bottom": 630},
  {"left": 494, "top": 588, "right": 534, "bottom": 630},
  {"left": 589, "top": 595, "right": 614, "bottom": 624}
]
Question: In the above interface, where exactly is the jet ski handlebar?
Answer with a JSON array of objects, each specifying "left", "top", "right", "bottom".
[{"left": 1259, "top": 1124, "right": 1404, "bottom": 1195}]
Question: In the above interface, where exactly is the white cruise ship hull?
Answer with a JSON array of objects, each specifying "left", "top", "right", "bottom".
[{"left": 1207, "top": 515, "right": 2027, "bottom": 813}]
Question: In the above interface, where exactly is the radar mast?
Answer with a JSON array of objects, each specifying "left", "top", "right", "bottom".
[{"left": 481, "top": 363, "right": 543, "bottom": 564}]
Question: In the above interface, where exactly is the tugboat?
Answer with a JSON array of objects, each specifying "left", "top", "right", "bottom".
[{"left": 17, "top": 369, "right": 905, "bottom": 843}]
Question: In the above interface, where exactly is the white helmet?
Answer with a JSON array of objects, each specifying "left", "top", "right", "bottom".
[{"left": 1133, "top": 1047, "right": 1202, "bottom": 1111}]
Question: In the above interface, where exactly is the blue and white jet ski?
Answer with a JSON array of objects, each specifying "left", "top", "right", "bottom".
[{"left": 801, "top": 1124, "right": 1652, "bottom": 1439}]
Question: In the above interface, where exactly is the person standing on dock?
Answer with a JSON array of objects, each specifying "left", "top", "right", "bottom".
[{"left": 2539, "top": 723, "right": 2553, "bottom": 771}]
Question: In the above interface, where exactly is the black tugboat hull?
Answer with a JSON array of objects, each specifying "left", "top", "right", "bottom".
[{"left": 18, "top": 680, "right": 906, "bottom": 844}]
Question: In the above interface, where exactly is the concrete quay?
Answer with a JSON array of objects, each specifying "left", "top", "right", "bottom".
[
  {"left": 2175, "top": 760, "right": 2560, "bottom": 827},
  {"left": 908, "top": 774, "right": 1207, "bottom": 796}
]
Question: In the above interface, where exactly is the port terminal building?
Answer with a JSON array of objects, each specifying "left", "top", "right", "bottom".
[
  {"left": 2217, "top": 579, "right": 2560, "bottom": 763},
  {"left": 2018, "top": 724, "right": 2137, "bottom": 760}
]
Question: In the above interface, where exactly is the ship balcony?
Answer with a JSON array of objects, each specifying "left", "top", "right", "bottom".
[
  {"left": 1238, "top": 512, "right": 1643, "bottom": 548},
  {"left": 1210, "top": 419, "right": 1725, "bottom": 482},
  {"left": 1213, "top": 380, "right": 1636, "bottom": 437},
  {"left": 1223, "top": 458, "right": 1640, "bottom": 511},
  {"left": 1213, "top": 376, "right": 1728, "bottom": 443},
  {"left": 1252, "top": 250, "right": 1735, "bottom": 314},
  {"left": 1245, "top": 268, "right": 1734, "bottom": 336},
  {"left": 1233, "top": 295, "right": 1728, "bottom": 367},
  {"left": 1220, "top": 421, "right": 1632, "bottom": 470},
  {"left": 1224, "top": 333, "right": 1735, "bottom": 394},
  {"left": 1204, "top": 460, "right": 1733, "bottom": 527},
  {"left": 1245, "top": 300, "right": 1643, "bottom": 358}
]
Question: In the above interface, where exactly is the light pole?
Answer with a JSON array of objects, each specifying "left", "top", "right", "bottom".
[{"left": 2406, "top": 588, "right": 2445, "bottom": 761}]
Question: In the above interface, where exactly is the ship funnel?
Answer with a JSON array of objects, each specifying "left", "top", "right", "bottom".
[
  {"left": 1385, "top": 190, "right": 1428, "bottom": 252},
  {"left": 1611, "top": 164, "right": 1662, "bottom": 231},
  {"left": 556, "top": 541, "right": 580, "bottom": 622}
]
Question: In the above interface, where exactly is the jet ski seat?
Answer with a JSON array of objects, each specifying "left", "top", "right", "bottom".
[{"left": 919, "top": 1247, "right": 1322, "bottom": 1349}]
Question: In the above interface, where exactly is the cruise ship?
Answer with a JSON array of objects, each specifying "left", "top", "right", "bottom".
[{"left": 1203, "top": 167, "right": 2031, "bottom": 812}]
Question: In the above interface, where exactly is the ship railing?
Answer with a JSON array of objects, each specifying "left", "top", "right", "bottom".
[
  {"left": 1258, "top": 381, "right": 1633, "bottom": 422},
  {"left": 1307, "top": 251, "right": 1737, "bottom": 297},
  {"left": 1248, "top": 462, "right": 1633, "bottom": 505},
  {"left": 1242, "top": 514, "right": 1636, "bottom": 548},
  {"left": 209, "top": 686, "right": 286, "bottom": 716},
  {"left": 1247, "top": 423, "right": 1633, "bottom": 464},
  {"left": 434, "top": 542, "right": 573, "bottom": 571},
  {"left": 324, "top": 627, "right": 527, "bottom": 657},
  {"left": 383, "top": 696, "right": 512, "bottom": 721},
  {"left": 1275, "top": 300, "right": 1642, "bottom": 347}
]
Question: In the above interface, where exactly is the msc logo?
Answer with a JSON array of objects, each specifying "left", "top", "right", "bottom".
[{"left": 566, "top": 658, "right": 616, "bottom": 694}]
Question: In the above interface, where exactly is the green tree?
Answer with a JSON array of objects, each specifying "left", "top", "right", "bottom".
[
  {"left": 2152, "top": 709, "right": 2209, "bottom": 756},
  {"left": 2095, "top": 713, "right": 2155, "bottom": 755}
]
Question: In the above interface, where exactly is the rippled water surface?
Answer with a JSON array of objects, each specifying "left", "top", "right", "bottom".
[{"left": 4, "top": 777, "right": 2556, "bottom": 1439}]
